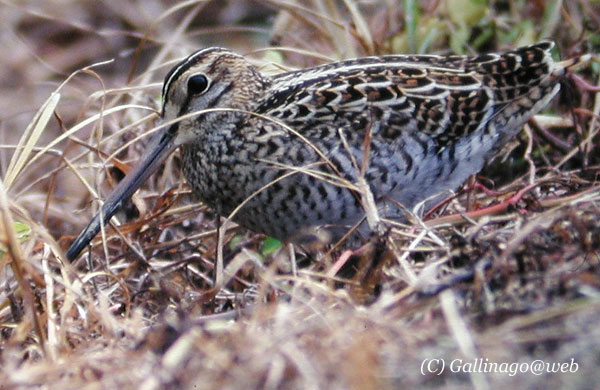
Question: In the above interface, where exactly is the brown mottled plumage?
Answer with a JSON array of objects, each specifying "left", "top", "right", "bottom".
[{"left": 67, "top": 41, "right": 583, "bottom": 261}]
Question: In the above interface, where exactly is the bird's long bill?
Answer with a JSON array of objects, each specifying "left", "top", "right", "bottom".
[{"left": 66, "top": 126, "right": 178, "bottom": 261}]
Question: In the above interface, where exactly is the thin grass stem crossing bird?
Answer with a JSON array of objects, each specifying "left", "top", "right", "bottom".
[{"left": 66, "top": 41, "right": 586, "bottom": 261}]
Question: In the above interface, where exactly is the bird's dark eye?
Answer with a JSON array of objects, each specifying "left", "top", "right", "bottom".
[{"left": 187, "top": 74, "right": 209, "bottom": 95}]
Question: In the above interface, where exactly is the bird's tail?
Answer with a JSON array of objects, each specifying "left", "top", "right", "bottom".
[{"left": 555, "top": 53, "right": 592, "bottom": 74}]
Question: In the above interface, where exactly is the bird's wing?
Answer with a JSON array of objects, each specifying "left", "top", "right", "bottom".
[{"left": 257, "top": 42, "right": 558, "bottom": 150}]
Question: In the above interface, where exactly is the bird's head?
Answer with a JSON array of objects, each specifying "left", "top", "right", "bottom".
[
  {"left": 161, "top": 47, "right": 267, "bottom": 145},
  {"left": 66, "top": 48, "right": 266, "bottom": 261}
]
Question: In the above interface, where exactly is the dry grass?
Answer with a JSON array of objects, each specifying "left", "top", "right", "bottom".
[{"left": 0, "top": 1, "right": 599, "bottom": 389}]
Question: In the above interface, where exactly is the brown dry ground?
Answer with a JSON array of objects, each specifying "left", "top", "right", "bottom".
[{"left": 0, "top": 1, "right": 599, "bottom": 389}]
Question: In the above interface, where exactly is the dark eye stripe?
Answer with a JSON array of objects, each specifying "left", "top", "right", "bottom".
[
  {"left": 161, "top": 48, "right": 228, "bottom": 109},
  {"left": 208, "top": 81, "right": 234, "bottom": 108},
  {"left": 177, "top": 80, "right": 235, "bottom": 117}
]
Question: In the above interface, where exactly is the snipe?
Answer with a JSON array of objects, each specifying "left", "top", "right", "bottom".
[{"left": 66, "top": 41, "right": 584, "bottom": 261}]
